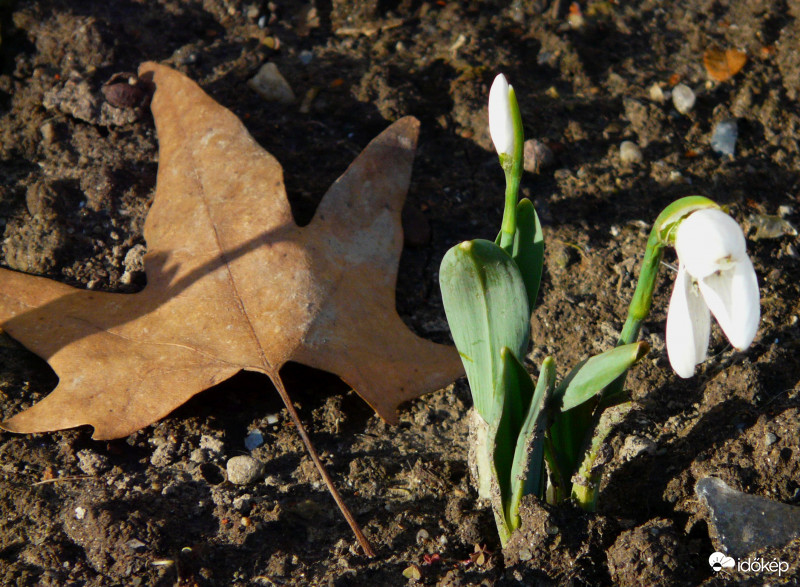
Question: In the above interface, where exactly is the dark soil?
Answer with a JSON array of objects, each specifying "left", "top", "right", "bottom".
[{"left": 1, "top": 1, "right": 799, "bottom": 585}]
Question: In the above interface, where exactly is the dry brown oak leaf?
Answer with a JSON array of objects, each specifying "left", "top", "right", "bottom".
[{"left": 0, "top": 62, "right": 463, "bottom": 440}]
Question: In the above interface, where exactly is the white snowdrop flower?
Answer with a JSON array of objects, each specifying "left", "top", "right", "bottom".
[
  {"left": 666, "top": 208, "right": 760, "bottom": 378},
  {"left": 488, "top": 74, "right": 515, "bottom": 158}
]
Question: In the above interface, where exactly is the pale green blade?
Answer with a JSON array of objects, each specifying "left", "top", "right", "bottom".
[
  {"left": 439, "top": 239, "right": 530, "bottom": 424},
  {"left": 495, "top": 198, "right": 545, "bottom": 314},
  {"left": 507, "top": 356, "right": 554, "bottom": 532},
  {"left": 556, "top": 341, "right": 649, "bottom": 412},
  {"left": 492, "top": 348, "right": 535, "bottom": 531},
  {"left": 511, "top": 199, "right": 544, "bottom": 313}
]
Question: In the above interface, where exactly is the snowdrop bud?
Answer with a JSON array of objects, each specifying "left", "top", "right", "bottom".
[{"left": 489, "top": 74, "right": 515, "bottom": 158}]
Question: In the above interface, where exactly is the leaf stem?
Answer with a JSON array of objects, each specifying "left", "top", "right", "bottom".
[{"left": 271, "top": 375, "right": 376, "bottom": 557}]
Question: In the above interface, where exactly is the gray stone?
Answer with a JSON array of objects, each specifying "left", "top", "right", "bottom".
[
  {"left": 710, "top": 119, "right": 738, "bottom": 156},
  {"left": 226, "top": 455, "right": 264, "bottom": 485},
  {"left": 523, "top": 139, "right": 555, "bottom": 173},
  {"left": 695, "top": 477, "right": 800, "bottom": 557},
  {"left": 244, "top": 430, "right": 264, "bottom": 451},
  {"left": 248, "top": 63, "right": 295, "bottom": 103}
]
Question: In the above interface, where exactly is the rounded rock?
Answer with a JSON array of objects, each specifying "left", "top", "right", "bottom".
[
  {"left": 619, "top": 140, "right": 643, "bottom": 165},
  {"left": 672, "top": 84, "right": 696, "bottom": 115},
  {"left": 226, "top": 455, "right": 265, "bottom": 485},
  {"left": 248, "top": 63, "right": 295, "bottom": 104},
  {"left": 524, "top": 139, "right": 555, "bottom": 173}
]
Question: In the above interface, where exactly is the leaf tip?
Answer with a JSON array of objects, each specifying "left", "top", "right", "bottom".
[{"left": 635, "top": 340, "right": 650, "bottom": 361}]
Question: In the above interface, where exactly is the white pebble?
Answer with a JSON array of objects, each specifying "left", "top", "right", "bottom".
[
  {"left": 226, "top": 455, "right": 264, "bottom": 485},
  {"left": 74, "top": 507, "right": 86, "bottom": 520},
  {"left": 672, "top": 84, "right": 696, "bottom": 115},
  {"left": 619, "top": 141, "right": 643, "bottom": 165},
  {"left": 648, "top": 84, "right": 665, "bottom": 103}
]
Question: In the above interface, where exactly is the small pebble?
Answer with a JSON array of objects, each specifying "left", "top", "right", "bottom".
[
  {"left": 765, "top": 432, "right": 779, "bottom": 446},
  {"left": 226, "top": 455, "right": 264, "bottom": 485},
  {"left": 125, "top": 538, "right": 146, "bottom": 551},
  {"left": 299, "top": 50, "right": 313, "bottom": 65},
  {"left": 244, "top": 430, "right": 264, "bottom": 451},
  {"left": 648, "top": 83, "right": 665, "bottom": 103},
  {"left": 619, "top": 140, "right": 643, "bottom": 165},
  {"left": 265, "top": 413, "right": 279, "bottom": 425},
  {"left": 248, "top": 63, "right": 295, "bottom": 104},
  {"left": 40, "top": 121, "right": 56, "bottom": 144},
  {"left": 523, "top": 139, "right": 555, "bottom": 173},
  {"left": 672, "top": 84, "right": 696, "bottom": 115},
  {"left": 710, "top": 119, "right": 738, "bottom": 157},
  {"left": 668, "top": 170, "right": 684, "bottom": 183},
  {"left": 74, "top": 507, "right": 86, "bottom": 520},
  {"left": 232, "top": 495, "right": 253, "bottom": 512}
]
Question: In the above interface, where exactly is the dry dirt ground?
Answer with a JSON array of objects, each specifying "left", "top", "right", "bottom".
[{"left": 1, "top": 1, "right": 799, "bottom": 585}]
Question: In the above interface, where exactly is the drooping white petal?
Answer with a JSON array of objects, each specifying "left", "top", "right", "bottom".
[
  {"left": 488, "top": 74, "right": 515, "bottom": 157},
  {"left": 697, "top": 256, "right": 760, "bottom": 350},
  {"left": 675, "top": 208, "right": 747, "bottom": 279},
  {"left": 666, "top": 264, "right": 711, "bottom": 378}
]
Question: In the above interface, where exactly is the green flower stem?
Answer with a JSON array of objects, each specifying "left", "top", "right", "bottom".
[
  {"left": 571, "top": 196, "right": 721, "bottom": 510},
  {"left": 499, "top": 166, "right": 520, "bottom": 249},
  {"left": 498, "top": 87, "right": 524, "bottom": 251},
  {"left": 618, "top": 195, "right": 719, "bottom": 348}
]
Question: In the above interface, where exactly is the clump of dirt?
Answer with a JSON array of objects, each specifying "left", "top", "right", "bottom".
[{"left": 0, "top": 1, "right": 799, "bottom": 585}]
